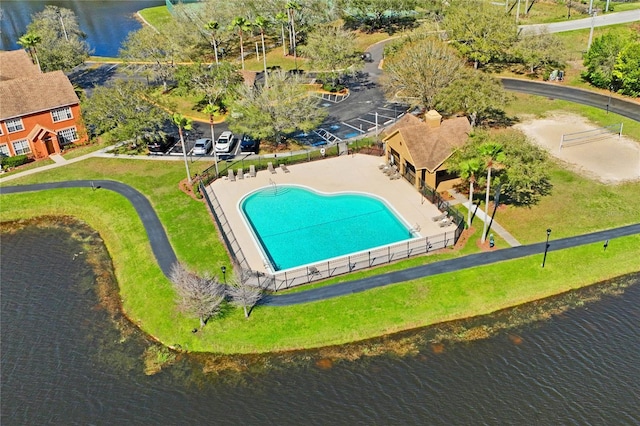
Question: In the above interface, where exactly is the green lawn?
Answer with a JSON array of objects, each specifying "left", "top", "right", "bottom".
[
  {"left": 138, "top": 6, "right": 174, "bottom": 29},
  {"left": 0, "top": 158, "right": 54, "bottom": 177},
  {"left": 1, "top": 152, "right": 639, "bottom": 353}
]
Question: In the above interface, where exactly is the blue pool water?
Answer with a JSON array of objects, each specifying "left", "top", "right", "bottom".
[{"left": 241, "top": 186, "right": 413, "bottom": 271}]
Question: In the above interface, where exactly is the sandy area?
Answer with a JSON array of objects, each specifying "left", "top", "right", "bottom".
[{"left": 514, "top": 113, "right": 640, "bottom": 184}]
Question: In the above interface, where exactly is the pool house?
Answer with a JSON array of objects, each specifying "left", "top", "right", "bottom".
[{"left": 382, "top": 110, "right": 472, "bottom": 192}]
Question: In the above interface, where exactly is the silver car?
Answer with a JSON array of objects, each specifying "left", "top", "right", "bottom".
[{"left": 193, "top": 138, "right": 212, "bottom": 155}]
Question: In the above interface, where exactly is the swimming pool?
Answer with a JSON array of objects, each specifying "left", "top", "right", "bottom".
[{"left": 240, "top": 185, "right": 413, "bottom": 271}]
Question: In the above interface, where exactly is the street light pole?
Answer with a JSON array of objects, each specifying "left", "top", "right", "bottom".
[
  {"left": 221, "top": 265, "right": 227, "bottom": 284},
  {"left": 542, "top": 228, "right": 551, "bottom": 268}
]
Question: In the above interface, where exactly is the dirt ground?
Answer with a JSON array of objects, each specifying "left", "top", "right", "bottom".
[{"left": 514, "top": 112, "right": 640, "bottom": 184}]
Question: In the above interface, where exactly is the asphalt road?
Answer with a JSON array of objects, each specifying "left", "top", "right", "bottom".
[
  {"left": 2, "top": 180, "right": 638, "bottom": 306},
  {"left": 520, "top": 9, "right": 640, "bottom": 34},
  {"left": 500, "top": 78, "right": 640, "bottom": 122}
]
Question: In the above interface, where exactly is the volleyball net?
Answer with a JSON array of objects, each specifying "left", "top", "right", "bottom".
[{"left": 559, "top": 123, "right": 623, "bottom": 151}]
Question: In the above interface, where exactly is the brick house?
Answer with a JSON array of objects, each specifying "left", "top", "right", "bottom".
[{"left": 0, "top": 50, "right": 87, "bottom": 160}]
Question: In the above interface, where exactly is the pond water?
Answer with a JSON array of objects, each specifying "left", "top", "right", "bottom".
[
  {"left": 0, "top": 0, "right": 164, "bottom": 57},
  {"left": 1, "top": 223, "right": 639, "bottom": 424}
]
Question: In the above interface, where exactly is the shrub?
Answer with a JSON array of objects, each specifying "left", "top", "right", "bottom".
[{"left": 1, "top": 154, "right": 30, "bottom": 169}]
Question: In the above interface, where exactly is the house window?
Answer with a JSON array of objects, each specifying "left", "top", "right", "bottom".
[
  {"left": 12, "top": 139, "right": 31, "bottom": 155},
  {"left": 0, "top": 144, "right": 10, "bottom": 157},
  {"left": 5, "top": 118, "right": 24, "bottom": 133},
  {"left": 51, "top": 106, "right": 73, "bottom": 122},
  {"left": 57, "top": 127, "right": 78, "bottom": 145},
  {"left": 0, "top": 124, "right": 4, "bottom": 136}
]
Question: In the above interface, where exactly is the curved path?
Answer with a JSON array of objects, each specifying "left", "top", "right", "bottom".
[
  {"left": 2, "top": 181, "right": 639, "bottom": 306},
  {"left": 500, "top": 78, "right": 640, "bottom": 122},
  {"left": 0, "top": 180, "right": 177, "bottom": 277}
]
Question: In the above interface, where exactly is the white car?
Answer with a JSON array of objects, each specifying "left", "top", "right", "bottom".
[
  {"left": 215, "top": 131, "right": 236, "bottom": 153},
  {"left": 193, "top": 138, "right": 212, "bottom": 155}
]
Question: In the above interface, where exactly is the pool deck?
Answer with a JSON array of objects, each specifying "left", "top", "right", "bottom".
[{"left": 207, "top": 154, "right": 456, "bottom": 274}]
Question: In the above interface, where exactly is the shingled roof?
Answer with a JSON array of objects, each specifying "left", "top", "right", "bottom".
[
  {"left": 0, "top": 70, "right": 80, "bottom": 120},
  {"left": 384, "top": 114, "right": 471, "bottom": 172},
  {"left": 0, "top": 50, "right": 41, "bottom": 81}
]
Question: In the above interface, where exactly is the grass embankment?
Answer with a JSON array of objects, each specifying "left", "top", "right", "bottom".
[
  {"left": 1, "top": 153, "right": 639, "bottom": 353},
  {"left": 137, "top": 6, "right": 174, "bottom": 29}
]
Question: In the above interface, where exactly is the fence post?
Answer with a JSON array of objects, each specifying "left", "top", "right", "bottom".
[
  {"left": 407, "top": 240, "right": 410, "bottom": 258},
  {"left": 284, "top": 271, "right": 288, "bottom": 289},
  {"left": 368, "top": 251, "right": 371, "bottom": 267}
]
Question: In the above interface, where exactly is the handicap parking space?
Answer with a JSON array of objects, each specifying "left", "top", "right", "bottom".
[{"left": 309, "top": 102, "right": 408, "bottom": 145}]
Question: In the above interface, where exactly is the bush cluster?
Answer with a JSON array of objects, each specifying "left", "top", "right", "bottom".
[{"left": 1, "top": 154, "right": 30, "bottom": 170}]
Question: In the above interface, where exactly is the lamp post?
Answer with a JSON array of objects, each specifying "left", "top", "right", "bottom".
[
  {"left": 542, "top": 228, "right": 551, "bottom": 268},
  {"left": 221, "top": 266, "right": 227, "bottom": 284}
]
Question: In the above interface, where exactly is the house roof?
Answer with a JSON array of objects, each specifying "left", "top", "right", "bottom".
[
  {"left": 0, "top": 70, "right": 80, "bottom": 120},
  {"left": 384, "top": 115, "right": 471, "bottom": 172},
  {"left": 0, "top": 50, "right": 41, "bottom": 81},
  {"left": 239, "top": 70, "right": 258, "bottom": 87},
  {"left": 380, "top": 113, "right": 423, "bottom": 139}
]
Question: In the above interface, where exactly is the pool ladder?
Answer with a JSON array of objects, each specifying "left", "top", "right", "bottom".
[{"left": 269, "top": 178, "right": 277, "bottom": 195}]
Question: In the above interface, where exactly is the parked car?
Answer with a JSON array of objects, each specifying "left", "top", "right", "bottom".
[
  {"left": 239, "top": 134, "right": 258, "bottom": 153},
  {"left": 215, "top": 131, "right": 236, "bottom": 153},
  {"left": 146, "top": 133, "right": 176, "bottom": 155},
  {"left": 193, "top": 138, "right": 213, "bottom": 155}
]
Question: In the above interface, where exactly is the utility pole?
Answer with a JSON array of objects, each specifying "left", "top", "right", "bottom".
[
  {"left": 567, "top": 0, "right": 572, "bottom": 19},
  {"left": 515, "top": 0, "right": 521, "bottom": 24},
  {"left": 588, "top": 11, "right": 597, "bottom": 50},
  {"left": 605, "top": 0, "right": 611, "bottom": 12},
  {"left": 588, "top": 0, "right": 594, "bottom": 15}
]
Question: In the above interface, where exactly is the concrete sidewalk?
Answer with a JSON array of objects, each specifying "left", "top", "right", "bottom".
[{"left": 448, "top": 189, "right": 521, "bottom": 247}]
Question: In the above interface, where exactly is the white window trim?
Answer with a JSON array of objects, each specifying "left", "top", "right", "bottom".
[
  {"left": 0, "top": 143, "right": 10, "bottom": 157},
  {"left": 11, "top": 139, "right": 31, "bottom": 155},
  {"left": 51, "top": 106, "right": 73, "bottom": 123},
  {"left": 0, "top": 124, "right": 4, "bottom": 136},
  {"left": 5, "top": 118, "right": 24, "bottom": 133},
  {"left": 57, "top": 127, "right": 79, "bottom": 145}
]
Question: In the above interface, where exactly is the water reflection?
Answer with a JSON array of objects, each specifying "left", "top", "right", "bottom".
[
  {"left": 1, "top": 0, "right": 164, "bottom": 56},
  {"left": 1, "top": 219, "right": 639, "bottom": 424}
]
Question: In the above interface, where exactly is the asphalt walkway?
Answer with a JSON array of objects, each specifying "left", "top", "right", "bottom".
[{"left": 1, "top": 181, "right": 638, "bottom": 307}]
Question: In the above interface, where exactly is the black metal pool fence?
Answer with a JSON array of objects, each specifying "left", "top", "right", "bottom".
[{"left": 200, "top": 173, "right": 465, "bottom": 291}]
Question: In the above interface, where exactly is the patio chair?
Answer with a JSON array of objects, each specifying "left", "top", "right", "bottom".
[
  {"left": 228, "top": 168, "right": 235, "bottom": 182},
  {"left": 249, "top": 164, "right": 256, "bottom": 177},
  {"left": 438, "top": 217, "right": 453, "bottom": 228},
  {"left": 237, "top": 168, "right": 244, "bottom": 180},
  {"left": 280, "top": 164, "right": 290, "bottom": 173},
  {"left": 431, "top": 213, "right": 448, "bottom": 222},
  {"left": 268, "top": 162, "right": 277, "bottom": 174}
]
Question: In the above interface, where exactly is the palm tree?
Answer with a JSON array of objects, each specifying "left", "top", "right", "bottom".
[
  {"left": 229, "top": 17, "right": 251, "bottom": 70},
  {"left": 254, "top": 16, "right": 269, "bottom": 85},
  {"left": 275, "top": 12, "right": 288, "bottom": 56},
  {"left": 459, "top": 158, "right": 482, "bottom": 228},
  {"left": 172, "top": 113, "right": 193, "bottom": 184},
  {"left": 18, "top": 32, "right": 42, "bottom": 72},
  {"left": 286, "top": 1, "right": 301, "bottom": 68},
  {"left": 205, "top": 21, "right": 219, "bottom": 65},
  {"left": 478, "top": 142, "right": 506, "bottom": 243},
  {"left": 202, "top": 103, "right": 221, "bottom": 177}
]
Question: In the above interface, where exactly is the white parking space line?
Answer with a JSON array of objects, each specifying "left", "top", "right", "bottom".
[{"left": 340, "top": 121, "right": 366, "bottom": 133}]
